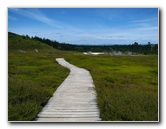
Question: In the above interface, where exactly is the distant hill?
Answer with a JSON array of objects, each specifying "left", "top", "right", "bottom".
[{"left": 8, "top": 32, "right": 158, "bottom": 55}]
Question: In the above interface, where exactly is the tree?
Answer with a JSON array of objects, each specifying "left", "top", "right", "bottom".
[
  {"left": 133, "top": 42, "right": 138, "bottom": 45},
  {"left": 26, "top": 35, "right": 30, "bottom": 39}
]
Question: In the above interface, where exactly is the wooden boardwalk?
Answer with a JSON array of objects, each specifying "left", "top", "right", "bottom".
[{"left": 36, "top": 58, "right": 101, "bottom": 122}]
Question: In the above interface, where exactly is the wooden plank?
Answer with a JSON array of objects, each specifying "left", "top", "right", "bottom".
[{"left": 36, "top": 58, "right": 101, "bottom": 122}]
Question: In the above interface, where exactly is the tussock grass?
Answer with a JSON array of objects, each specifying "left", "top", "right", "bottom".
[
  {"left": 65, "top": 55, "right": 158, "bottom": 121},
  {"left": 8, "top": 33, "right": 70, "bottom": 121},
  {"left": 8, "top": 32, "right": 158, "bottom": 121},
  {"left": 8, "top": 52, "right": 70, "bottom": 121}
]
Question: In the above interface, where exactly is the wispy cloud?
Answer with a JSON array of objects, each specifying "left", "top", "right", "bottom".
[
  {"left": 8, "top": 8, "right": 158, "bottom": 45},
  {"left": 8, "top": 15, "right": 17, "bottom": 21},
  {"left": 9, "top": 8, "right": 63, "bottom": 29},
  {"left": 131, "top": 17, "right": 158, "bottom": 23},
  {"left": 9, "top": 8, "right": 87, "bottom": 35},
  {"left": 9, "top": 8, "right": 19, "bottom": 12},
  {"left": 130, "top": 17, "right": 158, "bottom": 28}
]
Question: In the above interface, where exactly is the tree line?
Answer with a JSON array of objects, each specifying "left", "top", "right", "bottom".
[
  {"left": 9, "top": 32, "right": 158, "bottom": 55},
  {"left": 31, "top": 36, "right": 158, "bottom": 55}
]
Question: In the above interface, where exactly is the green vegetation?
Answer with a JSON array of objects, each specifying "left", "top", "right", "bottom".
[
  {"left": 65, "top": 55, "right": 158, "bottom": 121},
  {"left": 32, "top": 35, "right": 158, "bottom": 55},
  {"left": 8, "top": 32, "right": 158, "bottom": 121},
  {"left": 8, "top": 32, "right": 70, "bottom": 121}
]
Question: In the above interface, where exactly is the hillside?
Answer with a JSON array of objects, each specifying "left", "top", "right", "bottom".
[
  {"left": 9, "top": 32, "right": 158, "bottom": 55},
  {"left": 8, "top": 32, "right": 70, "bottom": 121},
  {"left": 8, "top": 32, "right": 55, "bottom": 51}
]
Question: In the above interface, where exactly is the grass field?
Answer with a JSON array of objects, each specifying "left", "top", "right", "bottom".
[
  {"left": 65, "top": 55, "right": 158, "bottom": 121},
  {"left": 8, "top": 33, "right": 70, "bottom": 121},
  {"left": 8, "top": 32, "right": 158, "bottom": 121}
]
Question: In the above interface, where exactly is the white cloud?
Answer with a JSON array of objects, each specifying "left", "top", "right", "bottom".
[
  {"left": 8, "top": 8, "right": 158, "bottom": 45},
  {"left": 9, "top": 8, "right": 63, "bottom": 29}
]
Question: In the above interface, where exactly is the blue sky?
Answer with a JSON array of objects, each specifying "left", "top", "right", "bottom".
[{"left": 8, "top": 8, "right": 158, "bottom": 45}]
